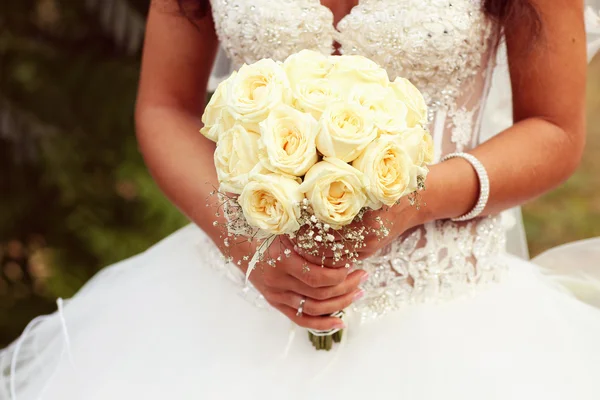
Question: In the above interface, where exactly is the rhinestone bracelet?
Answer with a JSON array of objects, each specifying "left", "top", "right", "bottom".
[{"left": 441, "top": 152, "right": 490, "bottom": 222}]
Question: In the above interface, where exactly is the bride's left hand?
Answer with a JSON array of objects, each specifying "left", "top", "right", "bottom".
[{"left": 293, "top": 200, "right": 420, "bottom": 267}]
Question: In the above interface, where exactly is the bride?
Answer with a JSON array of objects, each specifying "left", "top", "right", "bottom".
[{"left": 3, "top": 0, "right": 600, "bottom": 399}]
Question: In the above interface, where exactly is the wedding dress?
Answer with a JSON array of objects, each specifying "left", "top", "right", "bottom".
[{"left": 3, "top": 1, "right": 600, "bottom": 399}]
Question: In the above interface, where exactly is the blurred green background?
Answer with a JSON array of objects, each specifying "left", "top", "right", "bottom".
[{"left": 1, "top": 0, "right": 599, "bottom": 347}]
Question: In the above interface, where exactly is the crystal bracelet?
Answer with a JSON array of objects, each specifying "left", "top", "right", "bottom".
[{"left": 441, "top": 152, "right": 490, "bottom": 222}]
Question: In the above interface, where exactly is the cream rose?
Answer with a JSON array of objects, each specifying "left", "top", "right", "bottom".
[
  {"left": 327, "top": 55, "right": 389, "bottom": 92},
  {"left": 400, "top": 126, "right": 435, "bottom": 166},
  {"left": 200, "top": 72, "right": 237, "bottom": 142},
  {"left": 349, "top": 86, "right": 409, "bottom": 135},
  {"left": 299, "top": 157, "right": 368, "bottom": 229},
  {"left": 390, "top": 77, "right": 428, "bottom": 128},
  {"left": 258, "top": 105, "right": 319, "bottom": 177},
  {"left": 291, "top": 78, "right": 341, "bottom": 120},
  {"left": 284, "top": 50, "right": 333, "bottom": 87},
  {"left": 406, "top": 163, "right": 429, "bottom": 194},
  {"left": 214, "top": 125, "right": 261, "bottom": 195},
  {"left": 238, "top": 173, "right": 303, "bottom": 235},
  {"left": 226, "top": 59, "right": 290, "bottom": 128},
  {"left": 316, "top": 101, "right": 378, "bottom": 162},
  {"left": 393, "top": 126, "right": 433, "bottom": 193},
  {"left": 352, "top": 135, "right": 413, "bottom": 209}
]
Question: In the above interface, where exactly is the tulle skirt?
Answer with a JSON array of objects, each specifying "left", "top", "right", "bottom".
[{"left": 2, "top": 225, "right": 600, "bottom": 400}]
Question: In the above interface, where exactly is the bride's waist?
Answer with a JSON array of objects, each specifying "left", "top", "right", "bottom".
[
  {"left": 353, "top": 215, "right": 508, "bottom": 321},
  {"left": 370, "top": 214, "right": 508, "bottom": 264}
]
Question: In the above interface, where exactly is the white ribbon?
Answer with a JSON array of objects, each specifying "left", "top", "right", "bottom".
[
  {"left": 306, "top": 310, "right": 346, "bottom": 337},
  {"left": 245, "top": 234, "right": 277, "bottom": 284}
]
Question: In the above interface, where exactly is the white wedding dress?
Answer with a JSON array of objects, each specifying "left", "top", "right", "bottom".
[{"left": 3, "top": 1, "right": 600, "bottom": 399}]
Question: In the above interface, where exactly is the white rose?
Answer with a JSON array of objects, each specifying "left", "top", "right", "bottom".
[
  {"left": 238, "top": 173, "right": 303, "bottom": 235},
  {"left": 299, "top": 157, "right": 368, "bottom": 229},
  {"left": 406, "top": 164, "right": 429, "bottom": 194},
  {"left": 316, "top": 101, "right": 378, "bottom": 162},
  {"left": 400, "top": 126, "right": 435, "bottom": 166},
  {"left": 327, "top": 55, "right": 389, "bottom": 92},
  {"left": 284, "top": 50, "right": 333, "bottom": 87},
  {"left": 390, "top": 77, "right": 428, "bottom": 128},
  {"left": 200, "top": 72, "right": 237, "bottom": 142},
  {"left": 258, "top": 105, "right": 319, "bottom": 177},
  {"left": 291, "top": 78, "right": 341, "bottom": 120},
  {"left": 352, "top": 135, "right": 413, "bottom": 209},
  {"left": 214, "top": 125, "right": 261, "bottom": 195},
  {"left": 226, "top": 59, "right": 290, "bottom": 129},
  {"left": 398, "top": 126, "right": 432, "bottom": 193},
  {"left": 349, "top": 85, "right": 409, "bottom": 135}
]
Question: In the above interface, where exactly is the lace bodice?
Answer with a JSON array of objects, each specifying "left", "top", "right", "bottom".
[{"left": 209, "top": 0, "right": 507, "bottom": 320}]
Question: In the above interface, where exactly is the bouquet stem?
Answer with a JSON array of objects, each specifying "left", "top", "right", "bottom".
[{"left": 308, "top": 325, "right": 344, "bottom": 351}]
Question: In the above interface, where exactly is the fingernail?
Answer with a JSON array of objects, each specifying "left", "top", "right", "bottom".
[
  {"left": 360, "top": 272, "right": 370, "bottom": 283},
  {"left": 333, "top": 322, "right": 347, "bottom": 330},
  {"left": 353, "top": 289, "right": 365, "bottom": 302}
]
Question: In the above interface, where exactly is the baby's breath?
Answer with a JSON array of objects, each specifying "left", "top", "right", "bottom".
[{"left": 208, "top": 188, "right": 395, "bottom": 272}]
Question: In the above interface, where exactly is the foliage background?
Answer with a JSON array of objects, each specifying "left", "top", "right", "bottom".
[{"left": 1, "top": 0, "right": 599, "bottom": 347}]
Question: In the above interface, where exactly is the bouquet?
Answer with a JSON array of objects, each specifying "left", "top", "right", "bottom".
[{"left": 201, "top": 50, "right": 432, "bottom": 350}]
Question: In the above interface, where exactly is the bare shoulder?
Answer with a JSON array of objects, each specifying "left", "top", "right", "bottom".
[
  {"left": 506, "top": 0, "right": 586, "bottom": 133},
  {"left": 137, "top": 0, "right": 219, "bottom": 113}
]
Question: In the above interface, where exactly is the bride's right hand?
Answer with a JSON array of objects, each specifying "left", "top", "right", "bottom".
[{"left": 229, "top": 239, "right": 368, "bottom": 331}]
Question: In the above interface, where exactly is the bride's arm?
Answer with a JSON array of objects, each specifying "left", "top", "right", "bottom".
[
  {"left": 135, "top": 5, "right": 221, "bottom": 240},
  {"left": 135, "top": 5, "right": 363, "bottom": 330},
  {"left": 299, "top": 1, "right": 588, "bottom": 264},
  {"left": 408, "top": 0, "right": 587, "bottom": 228}
]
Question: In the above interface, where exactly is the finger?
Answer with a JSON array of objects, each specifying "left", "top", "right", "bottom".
[
  {"left": 284, "top": 256, "right": 349, "bottom": 287},
  {"left": 273, "top": 289, "right": 364, "bottom": 317},
  {"left": 289, "top": 239, "right": 356, "bottom": 269},
  {"left": 258, "top": 249, "right": 343, "bottom": 289},
  {"left": 278, "top": 305, "right": 346, "bottom": 331},
  {"left": 291, "top": 248, "right": 328, "bottom": 266},
  {"left": 354, "top": 250, "right": 378, "bottom": 260},
  {"left": 317, "top": 254, "right": 356, "bottom": 268},
  {"left": 261, "top": 268, "right": 347, "bottom": 297},
  {"left": 293, "top": 241, "right": 359, "bottom": 268},
  {"left": 349, "top": 209, "right": 389, "bottom": 229},
  {"left": 287, "top": 269, "right": 368, "bottom": 300},
  {"left": 354, "top": 236, "right": 386, "bottom": 259},
  {"left": 292, "top": 248, "right": 351, "bottom": 268}
]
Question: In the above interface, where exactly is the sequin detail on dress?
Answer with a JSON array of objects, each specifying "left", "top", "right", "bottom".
[
  {"left": 353, "top": 216, "right": 506, "bottom": 321},
  {"left": 210, "top": 0, "right": 335, "bottom": 65}
]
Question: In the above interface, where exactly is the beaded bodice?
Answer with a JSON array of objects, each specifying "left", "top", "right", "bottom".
[{"left": 209, "top": 0, "right": 507, "bottom": 320}]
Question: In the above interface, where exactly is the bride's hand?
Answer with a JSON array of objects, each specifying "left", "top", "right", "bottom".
[
  {"left": 228, "top": 239, "right": 368, "bottom": 331},
  {"left": 293, "top": 201, "right": 420, "bottom": 267}
]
